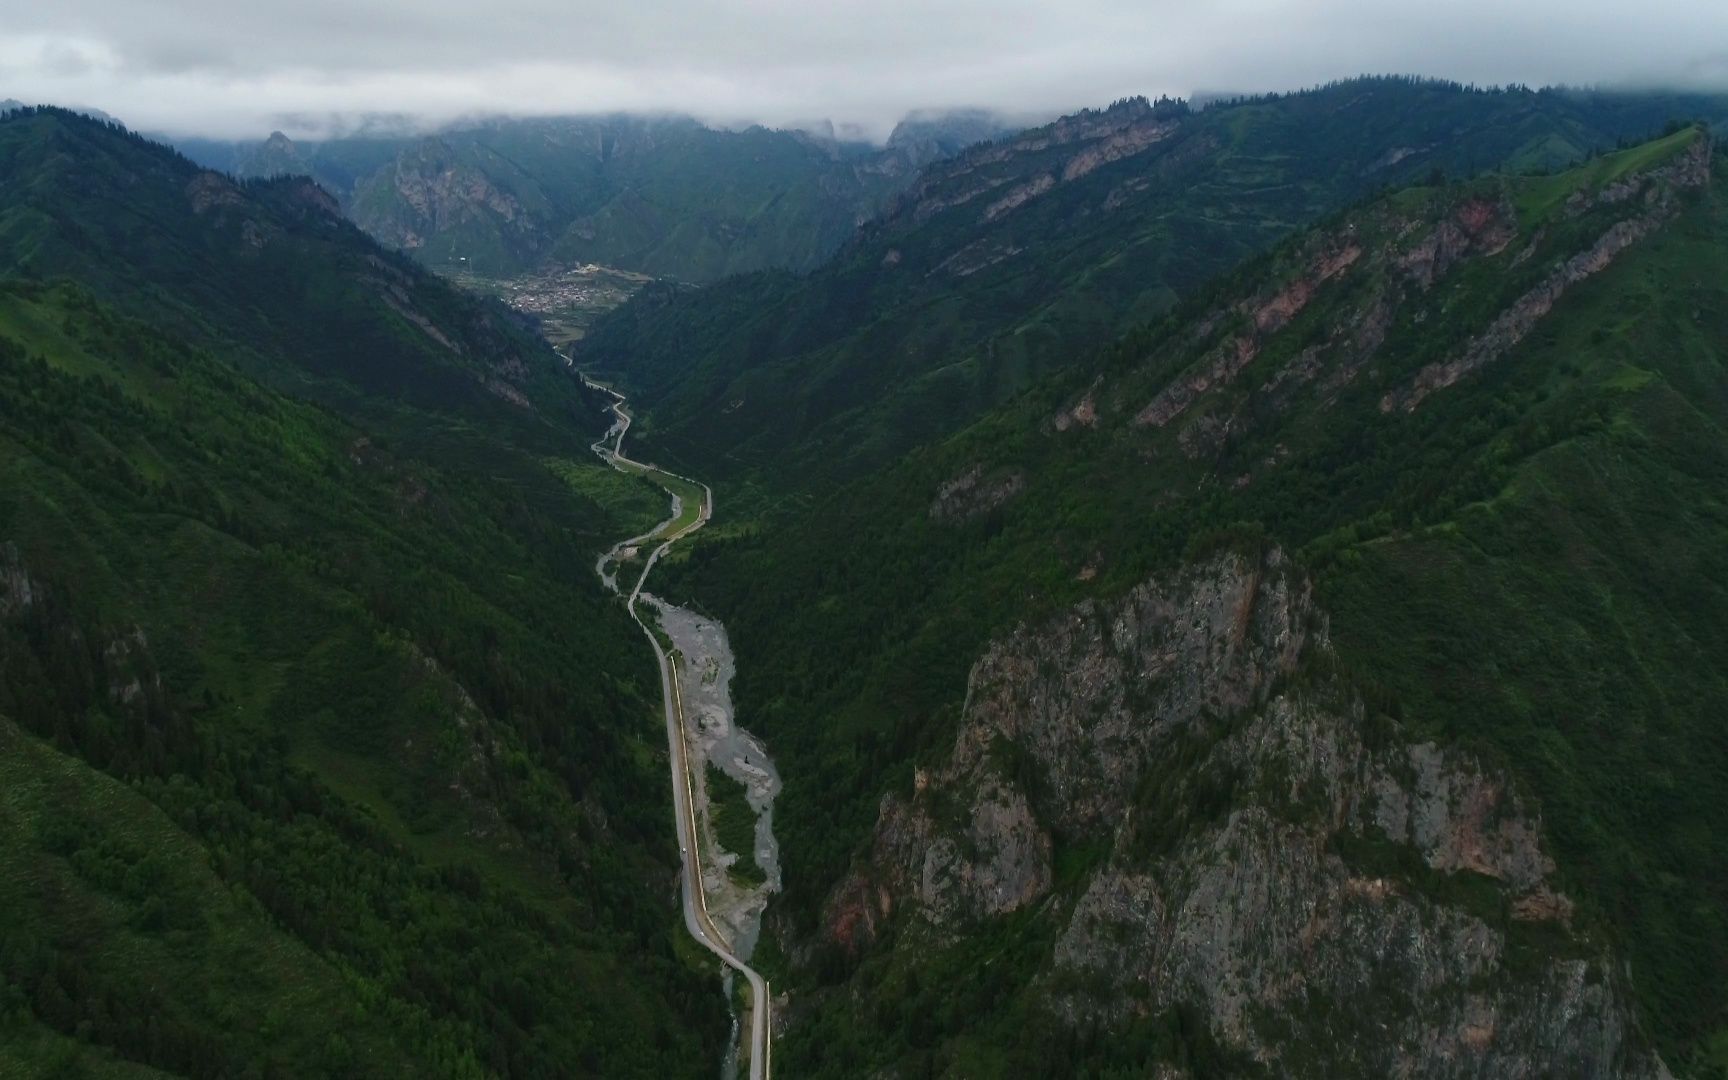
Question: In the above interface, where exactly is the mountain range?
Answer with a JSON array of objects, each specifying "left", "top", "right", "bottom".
[
  {"left": 4, "top": 73, "right": 1728, "bottom": 1079},
  {"left": 172, "top": 110, "right": 1020, "bottom": 281},
  {"left": 578, "top": 78, "right": 1728, "bottom": 493}
]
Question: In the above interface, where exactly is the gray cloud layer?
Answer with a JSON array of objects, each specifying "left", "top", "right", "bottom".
[{"left": 3, "top": 0, "right": 1725, "bottom": 139}]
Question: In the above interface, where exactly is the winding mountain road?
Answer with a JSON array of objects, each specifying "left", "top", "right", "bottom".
[{"left": 585, "top": 377, "right": 772, "bottom": 1080}]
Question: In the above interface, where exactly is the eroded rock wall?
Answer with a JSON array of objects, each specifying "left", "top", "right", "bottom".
[{"left": 826, "top": 549, "right": 1666, "bottom": 1077}]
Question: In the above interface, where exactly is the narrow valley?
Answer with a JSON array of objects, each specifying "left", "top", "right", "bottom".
[{"left": 587, "top": 376, "right": 780, "bottom": 1079}]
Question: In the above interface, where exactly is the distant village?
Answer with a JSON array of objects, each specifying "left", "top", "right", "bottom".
[{"left": 450, "top": 262, "right": 652, "bottom": 345}]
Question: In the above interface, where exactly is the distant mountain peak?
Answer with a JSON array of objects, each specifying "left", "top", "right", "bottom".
[
  {"left": 235, "top": 127, "right": 310, "bottom": 179},
  {"left": 887, "top": 107, "right": 1017, "bottom": 148}
]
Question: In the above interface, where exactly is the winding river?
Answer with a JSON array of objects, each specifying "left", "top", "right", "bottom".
[{"left": 585, "top": 376, "right": 780, "bottom": 1080}]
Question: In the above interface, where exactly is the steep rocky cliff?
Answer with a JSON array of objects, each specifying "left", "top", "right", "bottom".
[
  {"left": 181, "top": 111, "right": 984, "bottom": 281},
  {"left": 828, "top": 549, "right": 1666, "bottom": 1077}
]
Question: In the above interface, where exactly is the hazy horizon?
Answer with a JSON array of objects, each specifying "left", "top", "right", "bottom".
[{"left": 3, "top": 0, "right": 1726, "bottom": 141}]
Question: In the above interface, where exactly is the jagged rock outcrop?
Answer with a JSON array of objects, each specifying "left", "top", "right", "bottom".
[
  {"left": 185, "top": 171, "right": 246, "bottom": 215},
  {"left": 1130, "top": 233, "right": 1363, "bottom": 430},
  {"left": 827, "top": 548, "right": 1668, "bottom": 1077},
  {"left": 1396, "top": 195, "right": 1515, "bottom": 288}
]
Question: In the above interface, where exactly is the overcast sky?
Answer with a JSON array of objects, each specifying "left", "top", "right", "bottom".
[{"left": 3, "top": 0, "right": 1726, "bottom": 140}]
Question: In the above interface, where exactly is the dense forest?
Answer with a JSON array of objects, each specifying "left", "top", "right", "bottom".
[{"left": 0, "top": 110, "right": 725, "bottom": 1077}]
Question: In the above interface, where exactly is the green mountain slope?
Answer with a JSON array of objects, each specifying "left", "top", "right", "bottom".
[
  {"left": 581, "top": 78, "right": 1728, "bottom": 496},
  {"left": 0, "top": 109, "right": 721, "bottom": 1076},
  {"left": 652, "top": 128, "right": 1728, "bottom": 1075},
  {"left": 0, "top": 110, "right": 595, "bottom": 445},
  {"left": 181, "top": 111, "right": 1011, "bottom": 282}
]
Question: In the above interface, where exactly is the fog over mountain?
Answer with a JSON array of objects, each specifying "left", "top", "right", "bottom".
[{"left": 3, "top": 0, "right": 1726, "bottom": 139}]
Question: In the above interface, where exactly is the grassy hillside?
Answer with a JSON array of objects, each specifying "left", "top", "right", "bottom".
[
  {"left": 0, "top": 109, "right": 728, "bottom": 1076},
  {"left": 652, "top": 129, "right": 1728, "bottom": 1073},
  {"left": 583, "top": 78, "right": 1728, "bottom": 501}
]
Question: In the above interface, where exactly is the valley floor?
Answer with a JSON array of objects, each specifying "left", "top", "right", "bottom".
[{"left": 587, "top": 377, "right": 780, "bottom": 1079}]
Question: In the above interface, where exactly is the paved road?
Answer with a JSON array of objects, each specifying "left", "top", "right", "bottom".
[{"left": 585, "top": 377, "right": 772, "bottom": 1080}]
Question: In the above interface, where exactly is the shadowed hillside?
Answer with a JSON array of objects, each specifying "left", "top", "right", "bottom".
[{"left": 0, "top": 108, "right": 722, "bottom": 1077}]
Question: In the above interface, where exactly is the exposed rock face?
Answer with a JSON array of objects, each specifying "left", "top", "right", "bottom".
[
  {"left": 1134, "top": 334, "right": 1261, "bottom": 429},
  {"left": 885, "top": 108, "right": 1017, "bottom": 170},
  {"left": 1385, "top": 136, "right": 1710, "bottom": 413},
  {"left": 929, "top": 464, "right": 1026, "bottom": 521},
  {"left": 891, "top": 97, "right": 1190, "bottom": 227},
  {"left": 0, "top": 541, "right": 37, "bottom": 617},
  {"left": 955, "top": 550, "right": 1310, "bottom": 835},
  {"left": 1132, "top": 236, "right": 1363, "bottom": 430},
  {"left": 1388, "top": 215, "right": 1663, "bottom": 412},
  {"left": 1061, "top": 119, "right": 1180, "bottom": 182},
  {"left": 102, "top": 626, "right": 163, "bottom": 707},
  {"left": 1048, "top": 690, "right": 1652, "bottom": 1077},
  {"left": 281, "top": 177, "right": 342, "bottom": 220},
  {"left": 869, "top": 769, "right": 1051, "bottom": 926},
  {"left": 933, "top": 238, "right": 1024, "bottom": 278},
  {"left": 982, "top": 173, "right": 1057, "bottom": 222},
  {"left": 352, "top": 138, "right": 543, "bottom": 258},
  {"left": 185, "top": 169, "right": 349, "bottom": 251},
  {"left": 1571, "top": 133, "right": 1712, "bottom": 211},
  {"left": 376, "top": 283, "right": 460, "bottom": 355},
  {"left": 1052, "top": 383, "right": 1100, "bottom": 431},
  {"left": 828, "top": 549, "right": 1667, "bottom": 1077},
  {"left": 1050, "top": 136, "right": 1706, "bottom": 484},
  {"left": 1397, "top": 196, "right": 1514, "bottom": 289}
]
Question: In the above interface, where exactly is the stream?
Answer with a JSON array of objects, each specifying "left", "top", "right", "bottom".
[{"left": 586, "top": 376, "right": 780, "bottom": 1078}]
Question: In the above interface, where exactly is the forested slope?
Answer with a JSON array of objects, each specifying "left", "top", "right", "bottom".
[
  {"left": 653, "top": 128, "right": 1728, "bottom": 1076},
  {"left": 583, "top": 78, "right": 1728, "bottom": 497},
  {"left": 0, "top": 109, "right": 718, "bottom": 1077}
]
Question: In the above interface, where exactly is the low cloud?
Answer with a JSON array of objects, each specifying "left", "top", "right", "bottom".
[{"left": 2, "top": 0, "right": 1725, "bottom": 139}]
